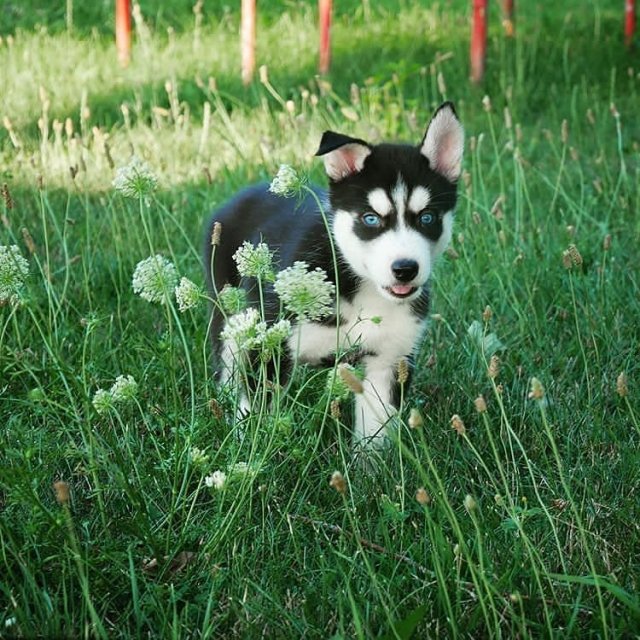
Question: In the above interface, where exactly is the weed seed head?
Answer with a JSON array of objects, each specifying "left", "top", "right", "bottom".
[
  {"left": 563, "top": 244, "right": 583, "bottom": 269},
  {"left": 211, "top": 221, "right": 222, "bottom": 246},
  {"left": 274, "top": 261, "right": 335, "bottom": 321},
  {"left": 21, "top": 228, "right": 36, "bottom": 255},
  {"left": 1, "top": 183, "right": 13, "bottom": 210},
  {"left": 132, "top": 255, "right": 179, "bottom": 304},
  {"left": 337, "top": 363, "right": 364, "bottom": 395},
  {"left": 408, "top": 408, "right": 423, "bottom": 429},
  {"left": 464, "top": 494, "right": 477, "bottom": 512},
  {"left": 416, "top": 487, "right": 431, "bottom": 505},
  {"left": 327, "top": 364, "right": 361, "bottom": 400},
  {"left": 53, "top": 480, "right": 70, "bottom": 505},
  {"left": 451, "top": 414, "right": 466, "bottom": 435},
  {"left": 474, "top": 395, "right": 487, "bottom": 413},
  {"left": 329, "top": 471, "right": 347, "bottom": 494},
  {"left": 218, "top": 285, "right": 248, "bottom": 314},
  {"left": 488, "top": 355, "right": 500, "bottom": 379},
  {"left": 0, "top": 244, "right": 29, "bottom": 305},
  {"left": 528, "top": 377, "right": 545, "bottom": 400},
  {"left": 616, "top": 371, "right": 628, "bottom": 398},
  {"left": 397, "top": 358, "right": 409, "bottom": 385}
]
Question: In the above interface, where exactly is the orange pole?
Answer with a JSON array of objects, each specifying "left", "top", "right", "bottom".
[
  {"left": 625, "top": 0, "right": 636, "bottom": 46},
  {"left": 503, "top": 0, "right": 514, "bottom": 36},
  {"left": 241, "top": 0, "right": 256, "bottom": 85},
  {"left": 115, "top": 0, "right": 131, "bottom": 67},
  {"left": 319, "top": 0, "right": 333, "bottom": 75},
  {"left": 470, "top": 0, "right": 488, "bottom": 83}
]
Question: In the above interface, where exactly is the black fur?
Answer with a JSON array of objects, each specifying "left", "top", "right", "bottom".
[{"left": 203, "top": 102, "right": 463, "bottom": 444}]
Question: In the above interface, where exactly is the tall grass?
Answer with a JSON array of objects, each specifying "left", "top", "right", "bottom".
[{"left": 1, "top": 1, "right": 639, "bottom": 637}]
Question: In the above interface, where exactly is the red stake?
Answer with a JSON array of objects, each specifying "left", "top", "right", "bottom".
[
  {"left": 241, "top": 0, "right": 256, "bottom": 85},
  {"left": 470, "top": 0, "right": 488, "bottom": 83},
  {"left": 625, "top": 0, "right": 636, "bottom": 47},
  {"left": 319, "top": 0, "right": 333, "bottom": 75},
  {"left": 115, "top": 0, "right": 131, "bottom": 67}
]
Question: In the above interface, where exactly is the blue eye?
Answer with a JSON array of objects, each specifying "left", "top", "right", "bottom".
[
  {"left": 362, "top": 213, "right": 382, "bottom": 228},
  {"left": 419, "top": 212, "right": 435, "bottom": 226}
]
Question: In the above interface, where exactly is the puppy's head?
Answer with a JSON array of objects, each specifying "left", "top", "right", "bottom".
[{"left": 316, "top": 102, "right": 464, "bottom": 303}]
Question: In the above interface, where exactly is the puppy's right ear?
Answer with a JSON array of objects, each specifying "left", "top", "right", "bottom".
[{"left": 316, "top": 131, "right": 372, "bottom": 181}]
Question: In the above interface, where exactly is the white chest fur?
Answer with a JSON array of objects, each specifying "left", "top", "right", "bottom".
[{"left": 288, "top": 281, "right": 425, "bottom": 367}]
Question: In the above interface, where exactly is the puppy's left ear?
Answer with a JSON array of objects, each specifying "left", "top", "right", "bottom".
[
  {"left": 420, "top": 102, "right": 464, "bottom": 182},
  {"left": 316, "top": 131, "right": 372, "bottom": 181}
]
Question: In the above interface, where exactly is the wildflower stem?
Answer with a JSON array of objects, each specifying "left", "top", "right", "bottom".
[
  {"left": 535, "top": 400, "right": 610, "bottom": 639},
  {"left": 567, "top": 270, "right": 593, "bottom": 405}
]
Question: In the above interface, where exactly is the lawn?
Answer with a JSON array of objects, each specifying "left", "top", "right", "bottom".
[{"left": 1, "top": 1, "right": 639, "bottom": 637}]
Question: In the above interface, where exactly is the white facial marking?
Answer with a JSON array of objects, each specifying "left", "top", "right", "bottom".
[
  {"left": 408, "top": 186, "right": 431, "bottom": 213},
  {"left": 391, "top": 177, "right": 408, "bottom": 220},
  {"left": 367, "top": 188, "right": 392, "bottom": 217}
]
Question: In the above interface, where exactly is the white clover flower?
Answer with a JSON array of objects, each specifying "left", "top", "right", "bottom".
[
  {"left": 274, "top": 261, "right": 335, "bottom": 321},
  {"left": 175, "top": 277, "right": 201, "bottom": 312},
  {"left": 269, "top": 164, "right": 303, "bottom": 197},
  {"left": 261, "top": 319, "right": 291, "bottom": 356},
  {"left": 112, "top": 156, "right": 158, "bottom": 200},
  {"left": 0, "top": 245, "right": 29, "bottom": 305},
  {"left": 220, "top": 308, "right": 266, "bottom": 351},
  {"left": 109, "top": 374, "right": 138, "bottom": 403},
  {"left": 232, "top": 241, "right": 275, "bottom": 280},
  {"left": 218, "top": 285, "right": 248, "bottom": 315},
  {"left": 205, "top": 470, "right": 227, "bottom": 490},
  {"left": 132, "top": 255, "right": 179, "bottom": 304},
  {"left": 92, "top": 389, "right": 113, "bottom": 415}
]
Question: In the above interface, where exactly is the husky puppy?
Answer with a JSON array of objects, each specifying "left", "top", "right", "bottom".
[{"left": 204, "top": 102, "right": 464, "bottom": 446}]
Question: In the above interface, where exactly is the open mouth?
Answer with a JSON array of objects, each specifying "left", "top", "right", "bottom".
[{"left": 385, "top": 284, "right": 418, "bottom": 299}]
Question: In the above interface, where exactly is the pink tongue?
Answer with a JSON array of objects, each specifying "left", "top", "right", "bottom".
[{"left": 391, "top": 284, "right": 413, "bottom": 295}]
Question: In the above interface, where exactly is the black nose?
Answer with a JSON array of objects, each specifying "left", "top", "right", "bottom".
[{"left": 391, "top": 259, "right": 419, "bottom": 282}]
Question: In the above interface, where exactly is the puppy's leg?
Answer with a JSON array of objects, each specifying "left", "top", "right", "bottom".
[{"left": 353, "top": 357, "right": 398, "bottom": 446}]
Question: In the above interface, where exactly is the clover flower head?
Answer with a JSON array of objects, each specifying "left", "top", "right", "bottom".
[
  {"left": 205, "top": 470, "right": 227, "bottom": 490},
  {"left": 218, "top": 285, "right": 248, "bottom": 314},
  {"left": 0, "top": 244, "right": 29, "bottom": 305},
  {"left": 228, "top": 461, "right": 256, "bottom": 478},
  {"left": 269, "top": 164, "right": 304, "bottom": 197},
  {"left": 220, "top": 307, "right": 266, "bottom": 351},
  {"left": 175, "top": 277, "right": 201, "bottom": 312},
  {"left": 261, "top": 319, "right": 292, "bottom": 357},
  {"left": 132, "top": 255, "right": 179, "bottom": 304},
  {"left": 274, "top": 261, "right": 335, "bottom": 321},
  {"left": 190, "top": 446, "right": 209, "bottom": 466},
  {"left": 113, "top": 156, "right": 158, "bottom": 201},
  {"left": 233, "top": 241, "right": 275, "bottom": 280},
  {"left": 92, "top": 389, "right": 114, "bottom": 415},
  {"left": 109, "top": 374, "right": 138, "bottom": 403}
]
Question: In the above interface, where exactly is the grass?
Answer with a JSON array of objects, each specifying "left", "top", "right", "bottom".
[{"left": 1, "top": 0, "right": 639, "bottom": 637}]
